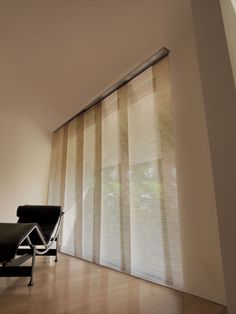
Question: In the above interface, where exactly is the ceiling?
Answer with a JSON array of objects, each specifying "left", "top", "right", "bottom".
[{"left": 0, "top": 0, "right": 189, "bottom": 131}]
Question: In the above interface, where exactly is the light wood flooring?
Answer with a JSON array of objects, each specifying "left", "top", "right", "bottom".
[{"left": 0, "top": 253, "right": 227, "bottom": 314}]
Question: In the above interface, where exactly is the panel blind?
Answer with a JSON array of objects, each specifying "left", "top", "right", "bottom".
[{"left": 48, "top": 56, "right": 183, "bottom": 289}]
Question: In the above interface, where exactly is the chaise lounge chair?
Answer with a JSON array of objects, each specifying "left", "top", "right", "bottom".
[{"left": 0, "top": 205, "right": 63, "bottom": 286}]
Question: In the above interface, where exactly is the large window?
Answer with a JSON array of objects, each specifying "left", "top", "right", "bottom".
[{"left": 48, "top": 56, "right": 183, "bottom": 289}]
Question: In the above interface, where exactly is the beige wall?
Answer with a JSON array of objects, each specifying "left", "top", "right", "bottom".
[
  {"left": 0, "top": 105, "right": 51, "bottom": 222},
  {"left": 166, "top": 5, "right": 226, "bottom": 304},
  {"left": 169, "top": 36, "right": 226, "bottom": 305},
  {"left": 220, "top": 0, "right": 236, "bottom": 86},
  {"left": 191, "top": 1, "right": 236, "bottom": 313}
]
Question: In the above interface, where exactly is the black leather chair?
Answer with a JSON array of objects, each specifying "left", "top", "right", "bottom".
[{"left": 0, "top": 205, "right": 63, "bottom": 286}]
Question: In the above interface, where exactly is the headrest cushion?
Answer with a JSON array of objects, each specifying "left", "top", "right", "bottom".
[{"left": 17, "top": 205, "right": 62, "bottom": 219}]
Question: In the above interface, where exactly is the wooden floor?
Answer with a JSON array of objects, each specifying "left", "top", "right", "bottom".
[{"left": 0, "top": 253, "right": 227, "bottom": 314}]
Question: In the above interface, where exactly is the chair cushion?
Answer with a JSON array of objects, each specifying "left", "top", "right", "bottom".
[
  {"left": 0, "top": 223, "right": 38, "bottom": 263},
  {"left": 17, "top": 205, "right": 62, "bottom": 220}
]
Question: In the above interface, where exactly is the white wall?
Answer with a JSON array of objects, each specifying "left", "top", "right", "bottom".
[
  {"left": 220, "top": 0, "right": 236, "bottom": 86},
  {"left": 169, "top": 38, "right": 226, "bottom": 305},
  {"left": 191, "top": 1, "right": 236, "bottom": 313},
  {"left": 0, "top": 105, "right": 51, "bottom": 222}
]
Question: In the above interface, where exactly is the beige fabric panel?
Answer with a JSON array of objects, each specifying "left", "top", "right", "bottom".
[
  {"left": 118, "top": 85, "right": 131, "bottom": 274},
  {"left": 93, "top": 103, "right": 102, "bottom": 264}
]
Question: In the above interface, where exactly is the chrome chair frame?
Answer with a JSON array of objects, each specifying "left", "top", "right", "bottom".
[{"left": 0, "top": 211, "right": 63, "bottom": 286}]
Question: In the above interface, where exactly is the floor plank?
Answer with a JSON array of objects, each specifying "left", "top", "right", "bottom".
[{"left": 0, "top": 253, "right": 227, "bottom": 314}]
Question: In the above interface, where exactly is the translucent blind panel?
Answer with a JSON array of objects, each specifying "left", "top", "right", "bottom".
[
  {"left": 100, "top": 92, "right": 122, "bottom": 270},
  {"left": 60, "top": 119, "right": 77, "bottom": 255},
  {"left": 82, "top": 109, "right": 96, "bottom": 262},
  {"left": 153, "top": 59, "right": 183, "bottom": 289},
  {"left": 128, "top": 59, "right": 182, "bottom": 288},
  {"left": 128, "top": 71, "right": 166, "bottom": 283},
  {"left": 60, "top": 117, "right": 84, "bottom": 257},
  {"left": 48, "top": 126, "right": 67, "bottom": 206}
]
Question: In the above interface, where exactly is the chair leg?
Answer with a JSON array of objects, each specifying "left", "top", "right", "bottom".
[
  {"left": 54, "top": 239, "right": 58, "bottom": 262},
  {"left": 28, "top": 246, "right": 36, "bottom": 286}
]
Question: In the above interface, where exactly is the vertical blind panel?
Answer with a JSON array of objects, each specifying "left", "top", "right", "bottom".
[
  {"left": 100, "top": 92, "right": 122, "bottom": 270},
  {"left": 82, "top": 108, "right": 96, "bottom": 262},
  {"left": 48, "top": 125, "right": 68, "bottom": 251},
  {"left": 128, "top": 67, "right": 166, "bottom": 283},
  {"left": 48, "top": 127, "right": 67, "bottom": 205},
  {"left": 61, "top": 118, "right": 77, "bottom": 255},
  {"left": 48, "top": 56, "right": 183, "bottom": 290},
  {"left": 127, "top": 58, "right": 182, "bottom": 288},
  {"left": 152, "top": 58, "right": 183, "bottom": 289},
  {"left": 117, "top": 85, "right": 131, "bottom": 273}
]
